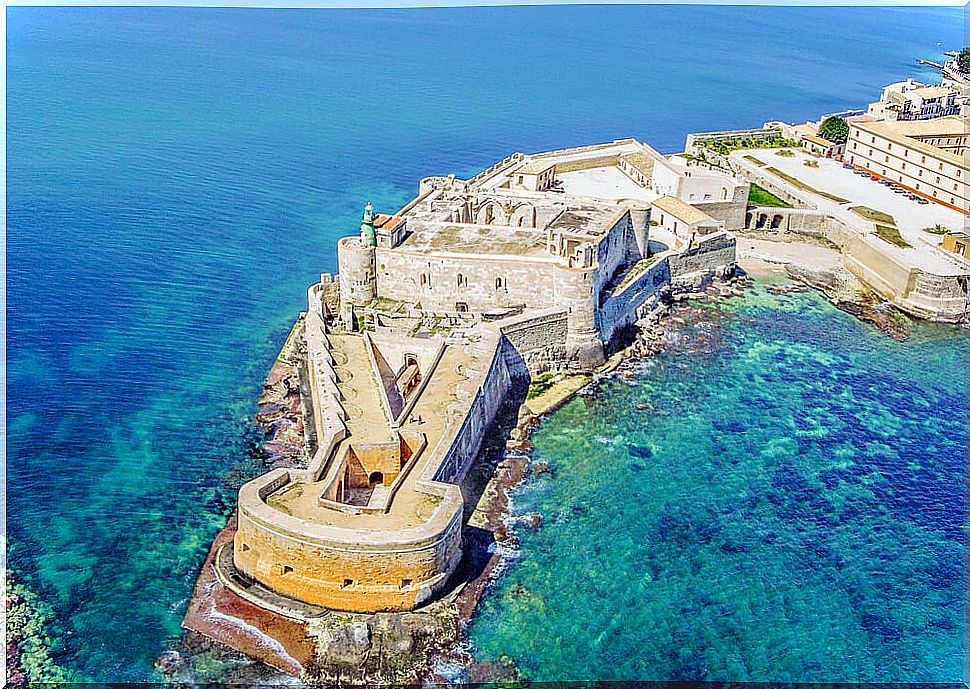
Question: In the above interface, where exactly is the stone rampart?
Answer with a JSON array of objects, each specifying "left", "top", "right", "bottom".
[
  {"left": 233, "top": 315, "right": 513, "bottom": 613},
  {"left": 597, "top": 259, "right": 670, "bottom": 342},
  {"left": 234, "top": 466, "right": 464, "bottom": 612},
  {"left": 497, "top": 308, "right": 570, "bottom": 376},
  {"left": 667, "top": 232, "right": 738, "bottom": 285}
]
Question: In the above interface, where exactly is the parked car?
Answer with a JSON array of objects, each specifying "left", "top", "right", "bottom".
[
  {"left": 869, "top": 174, "right": 880, "bottom": 180},
  {"left": 842, "top": 163, "right": 854, "bottom": 169},
  {"left": 917, "top": 199, "right": 929, "bottom": 205}
]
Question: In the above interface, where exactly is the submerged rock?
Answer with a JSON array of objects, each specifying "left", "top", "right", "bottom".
[{"left": 531, "top": 460, "right": 555, "bottom": 477}]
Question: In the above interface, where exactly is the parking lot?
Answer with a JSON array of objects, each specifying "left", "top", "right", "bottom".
[{"left": 733, "top": 147, "right": 967, "bottom": 272}]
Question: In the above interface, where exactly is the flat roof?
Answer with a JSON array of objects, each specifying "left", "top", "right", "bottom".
[
  {"left": 515, "top": 160, "right": 556, "bottom": 175},
  {"left": 910, "top": 86, "right": 954, "bottom": 100},
  {"left": 851, "top": 116, "right": 969, "bottom": 169},
  {"left": 620, "top": 151, "right": 655, "bottom": 177},
  {"left": 398, "top": 223, "right": 550, "bottom": 258}
]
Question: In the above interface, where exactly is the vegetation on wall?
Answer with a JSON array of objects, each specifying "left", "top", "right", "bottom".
[
  {"left": 527, "top": 372, "right": 559, "bottom": 400},
  {"left": 818, "top": 116, "right": 849, "bottom": 144},
  {"left": 700, "top": 135, "right": 799, "bottom": 156}
]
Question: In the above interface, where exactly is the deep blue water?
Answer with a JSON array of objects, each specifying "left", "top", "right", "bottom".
[{"left": 6, "top": 5, "right": 962, "bottom": 681}]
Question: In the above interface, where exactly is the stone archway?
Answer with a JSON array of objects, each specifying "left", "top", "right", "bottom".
[
  {"left": 368, "top": 471, "right": 384, "bottom": 488},
  {"left": 510, "top": 203, "right": 537, "bottom": 228},
  {"left": 771, "top": 214, "right": 784, "bottom": 229}
]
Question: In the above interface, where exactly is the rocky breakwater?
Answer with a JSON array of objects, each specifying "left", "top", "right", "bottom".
[{"left": 785, "top": 263, "right": 911, "bottom": 340}]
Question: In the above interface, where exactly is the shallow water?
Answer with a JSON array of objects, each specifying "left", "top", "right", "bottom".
[
  {"left": 468, "top": 281, "right": 968, "bottom": 682},
  {"left": 6, "top": 5, "right": 962, "bottom": 681}
]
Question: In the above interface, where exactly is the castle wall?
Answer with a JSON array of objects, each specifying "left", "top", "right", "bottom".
[
  {"left": 667, "top": 233, "right": 738, "bottom": 285},
  {"left": 375, "top": 250, "right": 561, "bottom": 312},
  {"left": 498, "top": 309, "right": 570, "bottom": 375},
  {"left": 433, "top": 333, "right": 512, "bottom": 483},
  {"left": 695, "top": 183, "right": 750, "bottom": 231},
  {"left": 597, "top": 259, "right": 671, "bottom": 342},
  {"left": 233, "top": 471, "right": 464, "bottom": 612},
  {"left": 233, "top": 326, "right": 515, "bottom": 614}
]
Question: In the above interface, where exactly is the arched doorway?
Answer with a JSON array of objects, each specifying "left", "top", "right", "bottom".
[{"left": 368, "top": 471, "right": 384, "bottom": 488}]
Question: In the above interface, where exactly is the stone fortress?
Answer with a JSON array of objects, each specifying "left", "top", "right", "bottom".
[{"left": 223, "top": 139, "right": 743, "bottom": 615}]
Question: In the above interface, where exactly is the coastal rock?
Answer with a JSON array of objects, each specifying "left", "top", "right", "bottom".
[
  {"left": 324, "top": 621, "right": 372, "bottom": 667},
  {"left": 525, "top": 512, "right": 542, "bottom": 530},
  {"left": 836, "top": 300, "right": 910, "bottom": 340},
  {"left": 153, "top": 650, "right": 183, "bottom": 677},
  {"left": 532, "top": 460, "right": 555, "bottom": 477}
]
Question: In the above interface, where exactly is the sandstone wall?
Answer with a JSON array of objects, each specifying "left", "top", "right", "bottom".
[
  {"left": 233, "top": 326, "right": 514, "bottom": 614},
  {"left": 376, "top": 250, "right": 561, "bottom": 312},
  {"left": 667, "top": 233, "right": 738, "bottom": 285},
  {"left": 433, "top": 333, "right": 512, "bottom": 483},
  {"left": 497, "top": 308, "right": 569, "bottom": 376},
  {"left": 597, "top": 259, "right": 670, "bottom": 342},
  {"left": 233, "top": 471, "right": 464, "bottom": 613}
]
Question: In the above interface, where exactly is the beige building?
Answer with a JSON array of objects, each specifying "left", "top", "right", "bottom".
[
  {"left": 792, "top": 123, "right": 843, "bottom": 158},
  {"left": 942, "top": 231, "right": 970, "bottom": 258},
  {"left": 652, "top": 195, "right": 723, "bottom": 244},
  {"left": 510, "top": 160, "right": 556, "bottom": 192},
  {"left": 846, "top": 116, "right": 969, "bottom": 214},
  {"left": 867, "top": 79, "right": 963, "bottom": 121}
]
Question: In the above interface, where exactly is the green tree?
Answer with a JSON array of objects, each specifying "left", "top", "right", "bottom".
[
  {"left": 818, "top": 116, "right": 849, "bottom": 144},
  {"left": 958, "top": 46, "right": 970, "bottom": 73}
]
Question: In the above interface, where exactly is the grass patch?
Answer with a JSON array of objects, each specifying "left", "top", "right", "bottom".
[
  {"left": 748, "top": 183, "right": 792, "bottom": 208},
  {"left": 700, "top": 135, "right": 800, "bottom": 156},
  {"left": 743, "top": 154, "right": 766, "bottom": 167},
  {"left": 922, "top": 224, "right": 950, "bottom": 235},
  {"left": 875, "top": 224, "right": 911, "bottom": 248},
  {"left": 527, "top": 372, "right": 558, "bottom": 400},
  {"left": 614, "top": 257, "right": 660, "bottom": 292},
  {"left": 765, "top": 167, "right": 849, "bottom": 204},
  {"left": 850, "top": 206, "right": 896, "bottom": 225},
  {"left": 775, "top": 149, "right": 795, "bottom": 157}
]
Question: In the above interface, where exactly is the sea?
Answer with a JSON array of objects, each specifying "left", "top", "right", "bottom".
[{"left": 6, "top": 5, "right": 965, "bottom": 682}]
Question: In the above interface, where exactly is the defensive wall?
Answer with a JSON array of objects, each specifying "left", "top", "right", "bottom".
[
  {"left": 232, "top": 285, "right": 514, "bottom": 614},
  {"left": 684, "top": 125, "right": 785, "bottom": 156}
]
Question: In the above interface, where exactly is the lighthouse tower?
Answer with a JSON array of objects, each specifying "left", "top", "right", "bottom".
[
  {"left": 338, "top": 201, "right": 379, "bottom": 329},
  {"left": 360, "top": 201, "right": 377, "bottom": 247}
]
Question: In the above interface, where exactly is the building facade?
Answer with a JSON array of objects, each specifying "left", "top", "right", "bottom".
[{"left": 845, "top": 116, "right": 969, "bottom": 214}]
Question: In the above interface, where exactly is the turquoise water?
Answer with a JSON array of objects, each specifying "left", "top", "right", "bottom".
[
  {"left": 468, "top": 283, "right": 968, "bottom": 682},
  {"left": 6, "top": 6, "right": 962, "bottom": 681}
]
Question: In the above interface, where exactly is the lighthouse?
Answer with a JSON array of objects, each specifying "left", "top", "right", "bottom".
[{"left": 360, "top": 201, "right": 377, "bottom": 247}]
